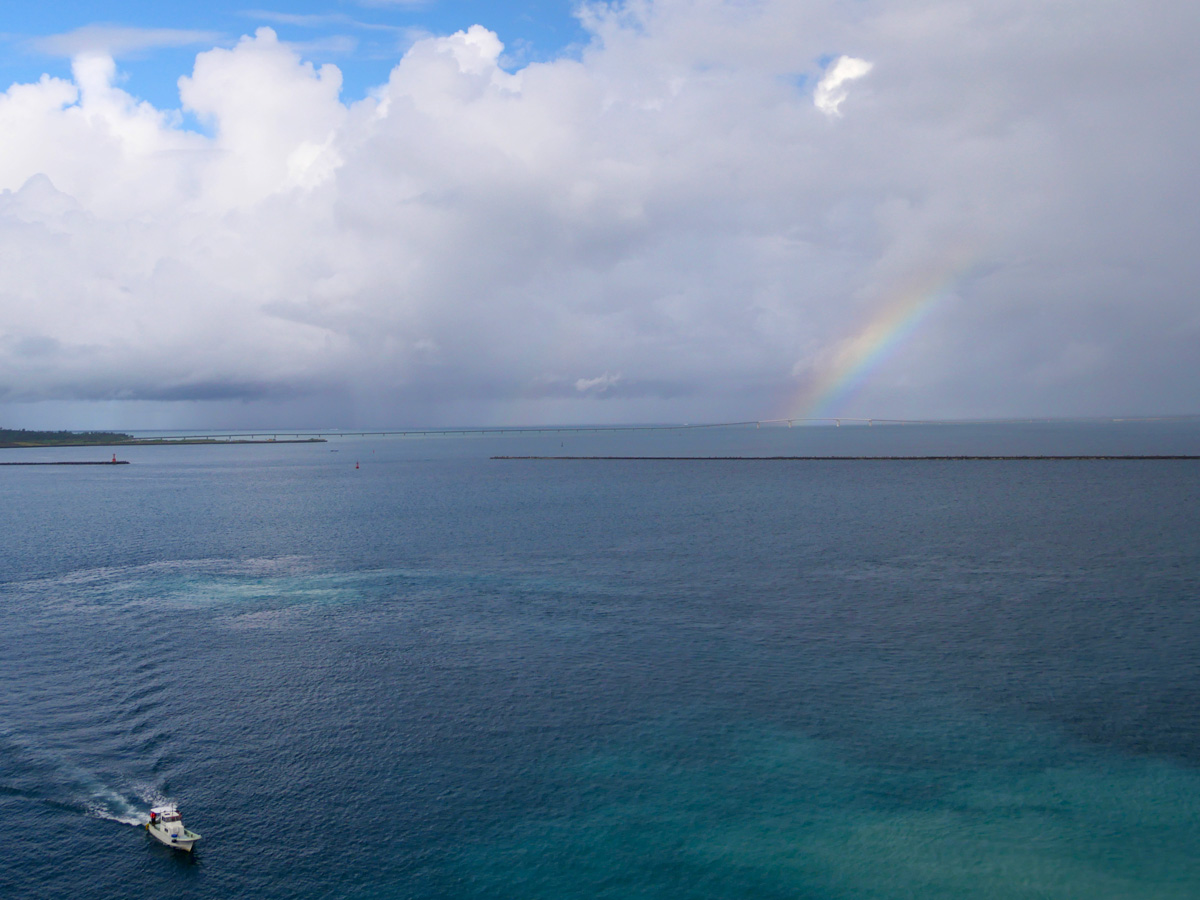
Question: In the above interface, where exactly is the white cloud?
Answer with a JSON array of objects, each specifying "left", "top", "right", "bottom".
[
  {"left": 814, "top": 55, "right": 873, "bottom": 116},
  {"left": 31, "top": 25, "right": 222, "bottom": 58},
  {"left": 1, "top": 1, "right": 1199, "bottom": 427},
  {"left": 576, "top": 372, "right": 622, "bottom": 393},
  {"left": 177, "top": 28, "right": 347, "bottom": 206},
  {"left": 355, "top": 0, "right": 431, "bottom": 8}
]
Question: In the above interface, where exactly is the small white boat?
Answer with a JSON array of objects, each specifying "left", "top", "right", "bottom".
[{"left": 146, "top": 804, "right": 201, "bottom": 852}]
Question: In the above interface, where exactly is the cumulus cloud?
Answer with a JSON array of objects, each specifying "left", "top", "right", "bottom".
[
  {"left": 1, "top": 1, "right": 1199, "bottom": 427},
  {"left": 814, "top": 55, "right": 873, "bottom": 116}
]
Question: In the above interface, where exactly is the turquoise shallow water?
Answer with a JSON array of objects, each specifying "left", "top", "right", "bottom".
[{"left": 1, "top": 423, "right": 1198, "bottom": 898}]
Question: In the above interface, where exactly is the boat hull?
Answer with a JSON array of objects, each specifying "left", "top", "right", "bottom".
[{"left": 146, "top": 823, "right": 199, "bottom": 852}]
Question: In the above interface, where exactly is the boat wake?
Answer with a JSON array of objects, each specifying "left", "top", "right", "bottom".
[
  {"left": 83, "top": 786, "right": 150, "bottom": 827},
  {"left": 0, "top": 728, "right": 160, "bottom": 827}
]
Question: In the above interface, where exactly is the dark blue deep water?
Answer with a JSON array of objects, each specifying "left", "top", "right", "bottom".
[{"left": 2, "top": 423, "right": 1199, "bottom": 898}]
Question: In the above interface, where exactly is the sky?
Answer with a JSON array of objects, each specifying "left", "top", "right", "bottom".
[{"left": 1, "top": 0, "right": 1198, "bottom": 429}]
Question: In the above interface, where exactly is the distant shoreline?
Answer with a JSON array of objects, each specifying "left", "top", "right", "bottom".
[{"left": 0, "top": 438, "right": 326, "bottom": 448}]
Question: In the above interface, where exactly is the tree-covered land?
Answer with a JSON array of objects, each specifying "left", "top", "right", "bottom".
[{"left": 0, "top": 428, "right": 134, "bottom": 447}]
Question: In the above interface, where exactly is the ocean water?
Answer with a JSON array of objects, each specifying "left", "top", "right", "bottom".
[{"left": 1, "top": 423, "right": 1198, "bottom": 899}]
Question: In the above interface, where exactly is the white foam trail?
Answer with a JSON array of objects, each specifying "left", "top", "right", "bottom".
[
  {"left": 0, "top": 728, "right": 155, "bottom": 826},
  {"left": 85, "top": 795, "right": 146, "bottom": 827},
  {"left": 134, "top": 781, "right": 167, "bottom": 806},
  {"left": 79, "top": 779, "right": 151, "bottom": 826}
]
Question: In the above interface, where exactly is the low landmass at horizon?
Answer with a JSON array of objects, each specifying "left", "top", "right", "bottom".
[{"left": 1, "top": 0, "right": 1197, "bottom": 429}]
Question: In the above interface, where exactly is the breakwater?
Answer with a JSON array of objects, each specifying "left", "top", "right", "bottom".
[
  {"left": 0, "top": 460, "right": 130, "bottom": 466},
  {"left": 492, "top": 455, "right": 1200, "bottom": 461}
]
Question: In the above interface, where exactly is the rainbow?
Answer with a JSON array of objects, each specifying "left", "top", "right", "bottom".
[{"left": 787, "top": 254, "right": 975, "bottom": 420}]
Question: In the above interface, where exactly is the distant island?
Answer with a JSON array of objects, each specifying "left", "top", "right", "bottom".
[
  {"left": 1, "top": 428, "right": 324, "bottom": 448},
  {"left": 0, "top": 428, "right": 135, "bottom": 448}
]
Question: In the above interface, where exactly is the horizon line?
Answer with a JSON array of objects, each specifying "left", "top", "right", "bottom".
[{"left": 43, "top": 412, "right": 1200, "bottom": 440}]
